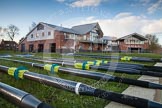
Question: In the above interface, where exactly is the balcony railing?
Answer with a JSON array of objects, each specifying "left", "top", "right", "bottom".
[{"left": 79, "top": 38, "right": 107, "bottom": 44}]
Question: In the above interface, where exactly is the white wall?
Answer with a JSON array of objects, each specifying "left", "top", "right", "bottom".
[{"left": 27, "top": 23, "right": 54, "bottom": 42}]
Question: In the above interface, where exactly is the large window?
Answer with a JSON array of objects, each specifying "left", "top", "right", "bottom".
[
  {"left": 64, "top": 33, "right": 75, "bottom": 39},
  {"left": 90, "top": 32, "right": 98, "bottom": 41}
]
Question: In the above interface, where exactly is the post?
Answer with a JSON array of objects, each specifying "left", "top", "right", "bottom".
[
  {"left": 74, "top": 34, "right": 76, "bottom": 53},
  {"left": 102, "top": 39, "right": 103, "bottom": 54}
]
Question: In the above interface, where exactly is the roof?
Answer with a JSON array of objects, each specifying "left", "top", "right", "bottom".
[
  {"left": 1, "top": 40, "right": 18, "bottom": 45},
  {"left": 71, "top": 23, "right": 98, "bottom": 35},
  {"left": 42, "top": 23, "right": 78, "bottom": 34},
  {"left": 117, "top": 33, "right": 147, "bottom": 41},
  {"left": 102, "top": 36, "right": 117, "bottom": 41},
  {"left": 20, "top": 22, "right": 102, "bottom": 44},
  {"left": 26, "top": 22, "right": 100, "bottom": 36}
]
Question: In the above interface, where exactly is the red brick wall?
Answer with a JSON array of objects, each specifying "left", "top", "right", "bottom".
[
  {"left": 19, "top": 31, "right": 105, "bottom": 52},
  {"left": 54, "top": 31, "right": 75, "bottom": 49},
  {"left": 19, "top": 31, "right": 76, "bottom": 52}
]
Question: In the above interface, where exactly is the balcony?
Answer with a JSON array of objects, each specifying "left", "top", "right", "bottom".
[{"left": 79, "top": 38, "right": 107, "bottom": 44}]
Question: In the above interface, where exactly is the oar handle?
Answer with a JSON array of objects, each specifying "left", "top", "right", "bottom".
[
  {"left": 114, "top": 77, "right": 149, "bottom": 88},
  {"left": 142, "top": 70, "right": 162, "bottom": 77},
  {"left": 144, "top": 65, "right": 162, "bottom": 72},
  {"left": 93, "top": 89, "right": 161, "bottom": 108}
]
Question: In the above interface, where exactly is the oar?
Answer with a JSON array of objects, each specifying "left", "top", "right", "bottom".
[
  {"left": 1, "top": 58, "right": 162, "bottom": 89},
  {"left": 74, "top": 53, "right": 120, "bottom": 59},
  {"left": 0, "top": 82, "right": 53, "bottom": 108},
  {"left": 0, "top": 65, "right": 162, "bottom": 108},
  {"left": 38, "top": 57, "right": 162, "bottom": 72},
  {"left": 73, "top": 54, "right": 161, "bottom": 62},
  {"left": 21, "top": 56, "right": 162, "bottom": 72},
  {"left": 101, "top": 62, "right": 162, "bottom": 72},
  {"left": 14, "top": 57, "right": 162, "bottom": 77}
]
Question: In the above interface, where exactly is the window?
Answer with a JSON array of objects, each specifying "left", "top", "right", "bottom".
[
  {"left": 42, "top": 32, "right": 44, "bottom": 37},
  {"left": 65, "top": 33, "right": 75, "bottom": 39},
  {"left": 136, "top": 40, "right": 139, "bottom": 44},
  {"left": 31, "top": 34, "right": 33, "bottom": 38},
  {"left": 37, "top": 24, "right": 44, "bottom": 30},
  {"left": 36, "top": 33, "right": 39, "bottom": 38},
  {"left": 79, "top": 45, "right": 82, "bottom": 49},
  {"left": 88, "top": 46, "right": 92, "bottom": 50},
  {"left": 70, "top": 34, "right": 74, "bottom": 39},
  {"left": 65, "top": 33, "right": 69, "bottom": 39},
  {"left": 48, "top": 31, "right": 51, "bottom": 36},
  {"left": 83, "top": 35, "right": 86, "bottom": 40},
  {"left": 140, "top": 41, "right": 144, "bottom": 44},
  {"left": 90, "top": 32, "right": 98, "bottom": 41}
]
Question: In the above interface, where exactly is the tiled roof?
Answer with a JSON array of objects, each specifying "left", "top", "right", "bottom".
[
  {"left": 71, "top": 23, "right": 98, "bottom": 35},
  {"left": 43, "top": 23, "right": 78, "bottom": 34},
  {"left": 20, "top": 22, "right": 100, "bottom": 45},
  {"left": 117, "top": 33, "right": 147, "bottom": 41}
]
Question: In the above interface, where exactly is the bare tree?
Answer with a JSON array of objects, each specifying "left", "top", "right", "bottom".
[
  {"left": 7, "top": 24, "right": 19, "bottom": 41},
  {"left": 0, "top": 27, "right": 7, "bottom": 40},
  {"left": 29, "top": 22, "right": 37, "bottom": 31},
  {"left": 0, "top": 26, "right": 2, "bottom": 37},
  {"left": 145, "top": 34, "right": 160, "bottom": 52}
]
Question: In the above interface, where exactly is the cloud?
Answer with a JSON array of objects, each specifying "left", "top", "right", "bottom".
[
  {"left": 70, "top": 0, "right": 102, "bottom": 7},
  {"left": 140, "top": 0, "right": 150, "bottom": 5},
  {"left": 67, "top": 13, "right": 162, "bottom": 38},
  {"left": 56, "top": 0, "right": 65, "bottom": 3},
  {"left": 141, "top": 19, "right": 162, "bottom": 34},
  {"left": 130, "top": 0, "right": 151, "bottom": 7},
  {"left": 114, "top": 12, "right": 132, "bottom": 19},
  {"left": 147, "top": 0, "right": 162, "bottom": 14}
]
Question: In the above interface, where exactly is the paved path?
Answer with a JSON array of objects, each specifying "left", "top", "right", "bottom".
[{"left": 105, "top": 63, "right": 162, "bottom": 108}]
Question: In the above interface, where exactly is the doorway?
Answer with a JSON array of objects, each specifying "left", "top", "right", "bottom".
[
  {"left": 21, "top": 44, "right": 25, "bottom": 52},
  {"left": 29, "top": 44, "right": 34, "bottom": 52},
  {"left": 38, "top": 44, "right": 44, "bottom": 52},
  {"left": 131, "top": 48, "right": 141, "bottom": 53},
  {"left": 50, "top": 43, "right": 56, "bottom": 52}
]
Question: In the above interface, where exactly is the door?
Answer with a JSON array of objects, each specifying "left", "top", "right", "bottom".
[
  {"left": 29, "top": 44, "right": 34, "bottom": 52},
  {"left": 50, "top": 43, "right": 56, "bottom": 52},
  {"left": 21, "top": 44, "right": 25, "bottom": 52},
  {"left": 38, "top": 44, "right": 44, "bottom": 52},
  {"left": 131, "top": 48, "right": 139, "bottom": 53}
]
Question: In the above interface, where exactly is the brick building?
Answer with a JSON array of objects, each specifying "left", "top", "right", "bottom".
[
  {"left": 19, "top": 22, "right": 106, "bottom": 53},
  {"left": 1, "top": 39, "right": 18, "bottom": 50},
  {"left": 116, "top": 33, "right": 149, "bottom": 53},
  {"left": 102, "top": 36, "right": 118, "bottom": 52}
]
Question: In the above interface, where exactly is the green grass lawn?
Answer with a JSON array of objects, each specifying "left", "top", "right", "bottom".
[{"left": 0, "top": 50, "right": 161, "bottom": 108}]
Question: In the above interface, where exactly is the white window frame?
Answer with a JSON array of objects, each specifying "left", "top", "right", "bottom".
[
  {"left": 31, "top": 34, "right": 33, "bottom": 38},
  {"left": 48, "top": 31, "right": 51, "bottom": 36}
]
